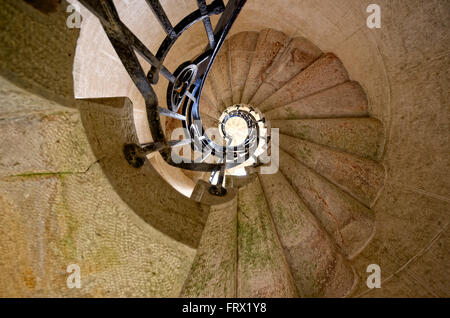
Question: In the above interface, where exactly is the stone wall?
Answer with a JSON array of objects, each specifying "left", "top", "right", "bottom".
[
  {"left": 0, "top": 0, "right": 448, "bottom": 297},
  {"left": 0, "top": 0, "right": 207, "bottom": 297},
  {"left": 0, "top": 78, "right": 198, "bottom": 297}
]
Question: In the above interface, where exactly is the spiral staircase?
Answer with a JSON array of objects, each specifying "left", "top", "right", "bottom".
[
  {"left": 70, "top": 0, "right": 387, "bottom": 297},
  {"left": 178, "top": 28, "right": 386, "bottom": 297},
  {"left": 0, "top": 0, "right": 448, "bottom": 298}
]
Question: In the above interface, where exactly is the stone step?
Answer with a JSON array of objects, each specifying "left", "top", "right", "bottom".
[
  {"left": 265, "top": 81, "right": 368, "bottom": 120},
  {"left": 202, "top": 75, "right": 224, "bottom": 112},
  {"left": 258, "top": 172, "right": 356, "bottom": 297},
  {"left": 228, "top": 31, "right": 259, "bottom": 105},
  {"left": 258, "top": 53, "right": 349, "bottom": 112},
  {"left": 278, "top": 134, "right": 385, "bottom": 206},
  {"left": 199, "top": 94, "right": 222, "bottom": 119},
  {"left": 241, "top": 29, "right": 290, "bottom": 104},
  {"left": 183, "top": 169, "right": 209, "bottom": 185},
  {"left": 180, "top": 197, "right": 238, "bottom": 297},
  {"left": 250, "top": 37, "right": 322, "bottom": 106},
  {"left": 237, "top": 175, "right": 298, "bottom": 297},
  {"left": 200, "top": 111, "right": 219, "bottom": 130},
  {"left": 271, "top": 117, "right": 384, "bottom": 160},
  {"left": 210, "top": 40, "right": 233, "bottom": 108},
  {"left": 279, "top": 149, "right": 375, "bottom": 259}
]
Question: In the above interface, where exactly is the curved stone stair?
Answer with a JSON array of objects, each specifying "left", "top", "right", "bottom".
[
  {"left": 258, "top": 53, "right": 350, "bottom": 112},
  {"left": 182, "top": 29, "right": 385, "bottom": 297},
  {"left": 249, "top": 36, "right": 322, "bottom": 106},
  {"left": 180, "top": 197, "right": 238, "bottom": 297},
  {"left": 271, "top": 117, "right": 384, "bottom": 160},
  {"left": 241, "top": 29, "right": 290, "bottom": 104},
  {"left": 265, "top": 81, "right": 369, "bottom": 120},
  {"left": 229, "top": 31, "right": 259, "bottom": 104},
  {"left": 278, "top": 134, "right": 385, "bottom": 206},
  {"left": 237, "top": 175, "right": 299, "bottom": 297},
  {"left": 258, "top": 172, "right": 357, "bottom": 297}
]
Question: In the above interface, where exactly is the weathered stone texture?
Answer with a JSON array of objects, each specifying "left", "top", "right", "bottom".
[
  {"left": 181, "top": 198, "right": 238, "bottom": 297},
  {"left": 0, "top": 89, "right": 97, "bottom": 177},
  {"left": 77, "top": 98, "right": 208, "bottom": 248},
  {"left": 250, "top": 36, "right": 322, "bottom": 106},
  {"left": 228, "top": 31, "right": 259, "bottom": 104},
  {"left": 279, "top": 134, "right": 385, "bottom": 206},
  {"left": 259, "top": 172, "right": 356, "bottom": 297},
  {"left": 241, "top": 29, "right": 290, "bottom": 104},
  {"left": 351, "top": 182, "right": 449, "bottom": 297},
  {"left": 210, "top": 41, "right": 233, "bottom": 108},
  {"left": 265, "top": 81, "right": 368, "bottom": 121},
  {"left": 0, "top": 0, "right": 448, "bottom": 298},
  {"left": 279, "top": 149, "right": 375, "bottom": 259},
  {"left": 271, "top": 118, "right": 384, "bottom": 161},
  {"left": 0, "top": 0, "right": 79, "bottom": 104},
  {"left": 258, "top": 53, "right": 349, "bottom": 112},
  {"left": 0, "top": 164, "right": 195, "bottom": 297},
  {"left": 0, "top": 79, "right": 199, "bottom": 297},
  {"left": 237, "top": 176, "right": 298, "bottom": 298}
]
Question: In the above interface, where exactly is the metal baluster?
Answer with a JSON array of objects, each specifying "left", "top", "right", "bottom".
[
  {"left": 197, "top": 0, "right": 216, "bottom": 48},
  {"left": 158, "top": 107, "right": 186, "bottom": 121},
  {"left": 144, "top": 0, "right": 177, "bottom": 40}
]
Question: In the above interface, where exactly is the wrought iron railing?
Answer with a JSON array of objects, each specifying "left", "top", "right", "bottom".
[{"left": 78, "top": 0, "right": 264, "bottom": 195}]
